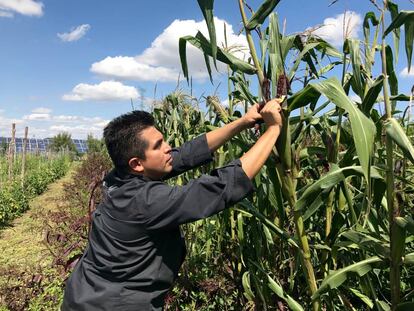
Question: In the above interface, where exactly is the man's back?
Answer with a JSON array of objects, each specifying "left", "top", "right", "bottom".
[{"left": 62, "top": 170, "right": 186, "bottom": 310}]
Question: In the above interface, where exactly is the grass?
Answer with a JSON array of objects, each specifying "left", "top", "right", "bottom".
[
  {"left": 0, "top": 172, "right": 73, "bottom": 270},
  {"left": 0, "top": 170, "right": 76, "bottom": 310}
]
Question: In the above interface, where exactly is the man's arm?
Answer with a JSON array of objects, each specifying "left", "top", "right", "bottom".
[
  {"left": 164, "top": 99, "right": 281, "bottom": 180},
  {"left": 240, "top": 99, "right": 282, "bottom": 179},
  {"left": 142, "top": 100, "right": 282, "bottom": 229},
  {"left": 205, "top": 103, "right": 262, "bottom": 152}
]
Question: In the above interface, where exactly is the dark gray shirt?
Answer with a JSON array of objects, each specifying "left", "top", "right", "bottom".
[{"left": 61, "top": 134, "right": 253, "bottom": 311}]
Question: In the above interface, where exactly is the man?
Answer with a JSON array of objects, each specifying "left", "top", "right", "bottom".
[{"left": 61, "top": 98, "right": 283, "bottom": 310}]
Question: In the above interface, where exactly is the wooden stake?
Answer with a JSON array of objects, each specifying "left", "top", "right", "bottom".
[
  {"left": 21, "top": 126, "right": 28, "bottom": 186},
  {"left": 7, "top": 123, "right": 16, "bottom": 180}
]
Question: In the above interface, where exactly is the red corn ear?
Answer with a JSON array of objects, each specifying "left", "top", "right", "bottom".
[{"left": 276, "top": 73, "right": 290, "bottom": 99}]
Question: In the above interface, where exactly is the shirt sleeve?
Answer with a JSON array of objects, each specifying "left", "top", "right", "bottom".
[
  {"left": 139, "top": 159, "right": 254, "bottom": 230},
  {"left": 163, "top": 134, "right": 213, "bottom": 180}
]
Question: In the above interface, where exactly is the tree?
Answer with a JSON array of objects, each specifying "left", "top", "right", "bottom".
[
  {"left": 49, "top": 132, "right": 77, "bottom": 154},
  {"left": 86, "top": 134, "right": 106, "bottom": 154}
]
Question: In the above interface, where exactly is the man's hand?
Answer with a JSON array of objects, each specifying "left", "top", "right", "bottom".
[
  {"left": 260, "top": 98, "right": 283, "bottom": 128},
  {"left": 242, "top": 103, "right": 262, "bottom": 128},
  {"left": 242, "top": 98, "right": 284, "bottom": 129},
  {"left": 205, "top": 98, "right": 283, "bottom": 153},
  {"left": 240, "top": 98, "right": 283, "bottom": 180}
]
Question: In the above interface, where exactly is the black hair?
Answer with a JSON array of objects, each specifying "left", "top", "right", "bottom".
[{"left": 103, "top": 110, "right": 154, "bottom": 171}]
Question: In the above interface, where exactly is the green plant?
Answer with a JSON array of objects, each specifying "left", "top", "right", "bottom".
[
  {"left": 176, "top": 0, "right": 414, "bottom": 310},
  {"left": 86, "top": 134, "right": 106, "bottom": 154},
  {"left": 48, "top": 132, "right": 78, "bottom": 155}
]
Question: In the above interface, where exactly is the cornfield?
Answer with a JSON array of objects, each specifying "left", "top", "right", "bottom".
[{"left": 156, "top": 0, "right": 414, "bottom": 310}]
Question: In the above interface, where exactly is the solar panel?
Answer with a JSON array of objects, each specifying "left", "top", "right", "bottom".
[{"left": 0, "top": 137, "right": 89, "bottom": 154}]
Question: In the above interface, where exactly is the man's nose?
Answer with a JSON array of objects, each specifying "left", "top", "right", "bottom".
[{"left": 164, "top": 144, "right": 172, "bottom": 154}]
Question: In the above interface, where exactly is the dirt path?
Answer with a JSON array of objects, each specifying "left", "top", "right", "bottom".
[{"left": 0, "top": 171, "right": 73, "bottom": 271}]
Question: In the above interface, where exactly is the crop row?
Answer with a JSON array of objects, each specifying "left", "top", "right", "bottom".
[{"left": 0, "top": 155, "right": 71, "bottom": 226}]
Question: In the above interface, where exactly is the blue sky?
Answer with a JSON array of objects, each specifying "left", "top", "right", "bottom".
[{"left": 0, "top": 0, "right": 413, "bottom": 139}]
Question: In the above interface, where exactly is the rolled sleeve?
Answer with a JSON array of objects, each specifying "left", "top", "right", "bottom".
[{"left": 140, "top": 158, "right": 254, "bottom": 230}]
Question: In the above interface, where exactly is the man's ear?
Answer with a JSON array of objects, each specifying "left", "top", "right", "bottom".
[{"left": 128, "top": 157, "right": 144, "bottom": 174}]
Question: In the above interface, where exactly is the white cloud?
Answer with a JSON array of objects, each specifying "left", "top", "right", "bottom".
[
  {"left": 310, "top": 11, "right": 362, "bottom": 46},
  {"left": 62, "top": 81, "right": 139, "bottom": 102},
  {"left": 400, "top": 66, "right": 414, "bottom": 77},
  {"left": 90, "top": 17, "right": 248, "bottom": 82},
  {"left": 0, "top": 114, "right": 24, "bottom": 137},
  {"left": 53, "top": 115, "right": 81, "bottom": 122},
  {"left": 91, "top": 56, "right": 180, "bottom": 82},
  {"left": 32, "top": 107, "right": 52, "bottom": 114},
  {"left": 23, "top": 113, "right": 51, "bottom": 120},
  {"left": 58, "top": 24, "right": 91, "bottom": 42},
  {"left": 0, "top": 111, "right": 110, "bottom": 139},
  {"left": 0, "top": 0, "right": 43, "bottom": 17},
  {"left": 48, "top": 117, "right": 109, "bottom": 137}
]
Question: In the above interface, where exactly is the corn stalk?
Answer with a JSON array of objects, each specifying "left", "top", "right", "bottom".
[
  {"left": 177, "top": 0, "right": 414, "bottom": 309},
  {"left": 236, "top": 2, "right": 320, "bottom": 310}
]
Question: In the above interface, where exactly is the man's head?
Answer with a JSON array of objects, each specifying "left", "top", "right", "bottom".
[{"left": 103, "top": 111, "right": 173, "bottom": 180}]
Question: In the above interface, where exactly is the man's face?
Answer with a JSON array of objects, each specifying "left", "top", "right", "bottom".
[{"left": 135, "top": 126, "right": 173, "bottom": 180}]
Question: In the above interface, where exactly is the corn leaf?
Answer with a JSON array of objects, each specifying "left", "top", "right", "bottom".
[
  {"left": 386, "top": 45, "right": 398, "bottom": 97},
  {"left": 179, "top": 32, "right": 256, "bottom": 82},
  {"left": 388, "top": 1, "right": 400, "bottom": 64},
  {"left": 405, "top": 18, "right": 414, "bottom": 72},
  {"left": 287, "top": 84, "right": 321, "bottom": 112},
  {"left": 403, "top": 252, "right": 414, "bottom": 265},
  {"left": 312, "top": 256, "right": 383, "bottom": 300},
  {"left": 299, "top": 147, "right": 326, "bottom": 160},
  {"left": 396, "top": 216, "right": 414, "bottom": 235},
  {"left": 364, "top": 12, "right": 379, "bottom": 46},
  {"left": 294, "top": 35, "right": 319, "bottom": 78},
  {"left": 239, "top": 200, "right": 299, "bottom": 248},
  {"left": 311, "top": 78, "right": 376, "bottom": 180},
  {"left": 385, "top": 118, "right": 414, "bottom": 163},
  {"left": 361, "top": 74, "right": 384, "bottom": 113},
  {"left": 390, "top": 94, "right": 411, "bottom": 101},
  {"left": 203, "top": 52, "right": 213, "bottom": 83},
  {"left": 310, "top": 37, "right": 343, "bottom": 58},
  {"left": 349, "top": 287, "right": 374, "bottom": 309},
  {"left": 266, "top": 166, "right": 285, "bottom": 223},
  {"left": 267, "top": 275, "right": 304, "bottom": 311},
  {"left": 345, "top": 39, "right": 364, "bottom": 99},
  {"left": 230, "top": 73, "right": 257, "bottom": 104},
  {"left": 249, "top": 260, "right": 304, "bottom": 311},
  {"left": 295, "top": 165, "right": 383, "bottom": 214},
  {"left": 269, "top": 13, "right": 284, "bottom": 74},
  {"left": 383, "top": 10, "right": 414, "bottom": 70},
  {"left": 237, "top": 212, "right": 245, "bottom": 242},
  {"left": 384, "top": 11, "right": 414, "bottom": 37},
  {"left": 302, "top": 195, "right": 324, "bottom": 221},
  {"left": 341, "top": 230, "right": 389, "bottom": 257},
  {"left": 242, "top": 271, "right": 255, "bottom": 300},
  {"left": 197, "top": 0, "right": 217, "bottom": 66},
  {"left": 281, "top": 35, "right": 296, "bottom": 60},
  {"left": 288, "top": 41, "right": 320, "bottom": 81},
  {"left": 318, "top": 61, "right": 342, "bottom": 77},
  {"left": 245, "top": 0, "right": 281, "bottom": 30},
  {"left": 363, "top": 12, "right": 379, "bottom": 73}
]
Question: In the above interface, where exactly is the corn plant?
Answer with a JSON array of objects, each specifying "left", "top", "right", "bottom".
[{"left": 176, "top": 0, "right": 414, "bottom": 310}]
